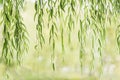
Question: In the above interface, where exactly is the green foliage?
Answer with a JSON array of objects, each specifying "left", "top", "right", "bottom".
[
  {"left": 0, "top": 0, "right": 120, "bottom": 75},
  {"left": 48, "top": 0, "right": 58, "bottom": 71},
  {"left": 33, "top": 0, "right": 120, "bottom": 73},
  {"left": 0, "top": 0, "right": 2, "bottom": 4},
  {"left": 34, "top": 0, "right": 45, "bottom": 49},
  {"left": 1, "top": 0, "right": 15, "bottom": 65},
  {"left": 116, "top": 25, "right": 120, "bottom": 54},
  {"left": 1, "top": 0, "right": 28, "bottom": 66},
  {"left": 14, "top": 0, "right": 29, "bottom": 64}
]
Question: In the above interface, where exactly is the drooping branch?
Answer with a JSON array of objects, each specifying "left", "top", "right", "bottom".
[
  {"left": 1, "top": 0, "right": 28, "bottom": 65},
  {"left": 34, "top": 0, "right": 45, "bottom": 50},
  {"left": 1, "top": 0, "right": 15, "bottom": 65},
  {"left": 14, "top": 0, "right": 29, "bottom": 64},
  {"left": 47, "top": 0, "right": 58, "bottom": 71}
]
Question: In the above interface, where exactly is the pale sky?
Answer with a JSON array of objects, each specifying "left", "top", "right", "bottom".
[{"left": 26, "top": 0, "right": 35, "bottom": 3}]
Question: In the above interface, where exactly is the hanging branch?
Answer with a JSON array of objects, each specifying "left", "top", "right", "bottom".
[
  {"left": 59, "top": 0, "right": 67, "bottom": 13},
  {"left": 113, "top": 0, "right": 120, "bottom": 54},
  {"left": 34, "top": 0, "right": 45, "bottom": 50},
  {"left": 13, "top": 0, "right": 29, "bottom": 64},
  {"left": 67, "top": 14, "right": 74, "bottom": 44},
  {"left": 49, "top": 22, "right": 57, "bottom": 70},
  {"left": 78, "top": 20, "right": 86, "bottom": 73},
  {"left": 113, "top": 0, "right": 120, "bottom": 15},
  {"left": 97, "top": 1, "right": 106, "bottom": 70},
  {"left": 116, "top": 24, "right": 120, "bottom": 54},
  {"left": 1, "top": 0, "right": 15, "bottom": 65},
  {"left": 77, "top": 0, "right": 91, "bottom": 73},
  {"left": 47, "top": 0, "right": 58, "bottom": 71},
  {"left": 90, "top": 35, "right": 95, "bottom": 72},
  {"left": 61, "top": 27, "right": 65, "bottom": 61},
  {"left": 89, "top": 0, "right": 108, "bottom": 74},
  {"left": 66, "top": 0, "right": 76, "bottom": 44},
  {"left": 1, "top": 0, "right": 28, "bottom": 65},
  {"left": 70, "top": 0, "right": 76, "bottom": 13},
  {"left": 58, "top": 0, "right": 67, "bottom": 62}
]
